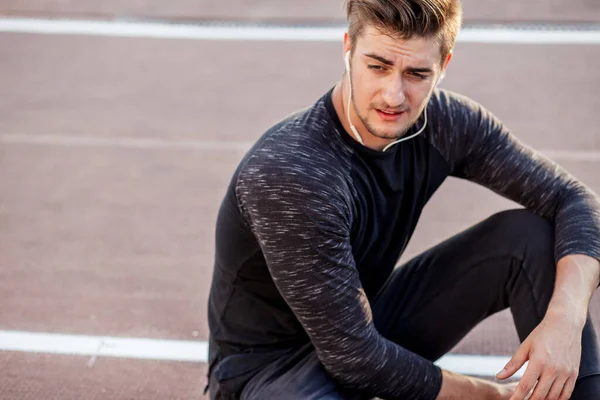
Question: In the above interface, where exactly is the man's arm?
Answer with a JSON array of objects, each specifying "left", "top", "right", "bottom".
[
  {"left": 433, "top": 91, "right": 600, "bottom": 400},
  {"left": 237, "top": 158, "right": 443, "bottom": 400},
  {"left": 430, "top": 91, "right": 600, "bottom": 267}
]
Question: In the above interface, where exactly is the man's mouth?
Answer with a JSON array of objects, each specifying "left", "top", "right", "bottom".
[{"left": 376, "top": 109, "right": 405, "bottom": 121}]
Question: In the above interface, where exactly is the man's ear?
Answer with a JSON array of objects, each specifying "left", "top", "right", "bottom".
[
  {"left": 343, "top": 32, "right": 352, "bottom": 59},
  {"left": 442, "top": 51, "right": 453, "bottom": 74}
]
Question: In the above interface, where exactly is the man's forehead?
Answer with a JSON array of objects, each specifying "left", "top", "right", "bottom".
[{"left": 354, "top": 26, "right": 442, "bottom": 65}]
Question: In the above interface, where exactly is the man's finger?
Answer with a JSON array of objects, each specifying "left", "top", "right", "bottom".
[
  {"left": 546, "top": 374, "right": 568, "bottom": 400},
  {"left": 509, "top": 362, "right": 542, "bottom": 400},
  {"left": 498, "top": 343, "right": 529, "bottom": 380},
  {"left": 558, "top": 375, "right": 577, "bottom": 400},
  {"left": 528, "top": 368, "right": 559, "bottom": 400}
]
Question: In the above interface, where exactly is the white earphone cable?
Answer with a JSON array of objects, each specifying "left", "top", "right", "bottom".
[
  {"left": 345, "top": 56, "right": 364, "bottom": 145},
  {"left": 381, "top": 108, "right": 428, "bottom": 152}
]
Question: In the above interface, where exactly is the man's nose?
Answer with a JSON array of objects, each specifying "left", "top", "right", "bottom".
[{"left": 381, "top": 77, "right": 406, "bottom": 108}]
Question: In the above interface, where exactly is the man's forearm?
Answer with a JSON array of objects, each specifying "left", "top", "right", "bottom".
[
  {"left": 436, "top": 370, "right": 495, "bottom": 400},
  {"left": 546, "top": 254, "right": 600, "bottom": 326},
  {"left": 436, "top": 370, "right": 502, "bottom": 400}
]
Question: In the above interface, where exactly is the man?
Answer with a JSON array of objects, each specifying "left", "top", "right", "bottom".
[{"left": 206, "top": 0, "right": 600, "bottom": 399}]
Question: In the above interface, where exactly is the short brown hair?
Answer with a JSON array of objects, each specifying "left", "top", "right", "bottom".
[{"left": 345, "top": 0, "right": 462, "bottom": 64}]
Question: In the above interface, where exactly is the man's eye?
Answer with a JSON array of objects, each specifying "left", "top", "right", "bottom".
[
  {"left": 368, "top": 65, "right": 385, "bottom": 71},
  {"left": 411, "top": 73, "right": 427, "bottom": 80}
]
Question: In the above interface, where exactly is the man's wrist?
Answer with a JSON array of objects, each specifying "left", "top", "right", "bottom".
[
  {"left": 547, "top": 254, "right": 600, "bottom": 328},
  {"left": 545, "top": 306, "right": 587, "bottom": 331}
]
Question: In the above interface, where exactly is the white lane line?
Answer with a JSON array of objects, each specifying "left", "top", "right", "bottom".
[
  {"left": 2, "top": 133, "right": 599, "bottom": 162},
  {"left": 0, "top": 331, "right": 208, "bottom": 363},
  {"left": 0, "top": 330, "right": 526, "bottom": 377},
  {"left": 1, "top": 18, "right": 600, "bottom": 44},
  {"left": 0, "top": 133, "right": 254, "bottom": 151},
  {"left": 437, "top": 355, "right": 528, "bottom": 378},
  {"left": 460, "top": 28, "right": 600, "bottom": 44}
]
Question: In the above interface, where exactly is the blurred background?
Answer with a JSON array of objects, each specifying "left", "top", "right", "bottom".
[{"left": 1, "top": 1, "right": 600, "bottom": 399}]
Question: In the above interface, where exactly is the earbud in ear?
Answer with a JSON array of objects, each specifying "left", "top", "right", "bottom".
[
  {"left": 435, "top": 70, "right": 446, "bottom": 87},
  {"left": 345, "top": 51, "right": 351, "bottom": 72}
]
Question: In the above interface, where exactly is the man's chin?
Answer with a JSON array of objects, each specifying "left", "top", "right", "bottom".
[
  {"left": 369, "top": 117, "right": 420, "bottom": 139},
  {"left": 367, "top": 126, "right": 409, "bottom": 141}
]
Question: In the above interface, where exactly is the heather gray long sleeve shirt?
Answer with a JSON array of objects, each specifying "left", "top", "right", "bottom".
[{"left": 207, "top": 88, "right": 600, "bottom": 399}]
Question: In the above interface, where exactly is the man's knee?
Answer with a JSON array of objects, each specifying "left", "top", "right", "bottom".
[{"left": 486, "top": 209, "right": 554, "bottom": 261}]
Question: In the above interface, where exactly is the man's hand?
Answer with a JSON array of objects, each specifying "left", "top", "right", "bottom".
[{"left": 496, "top": 313, "right": 582, "bottom": 400}]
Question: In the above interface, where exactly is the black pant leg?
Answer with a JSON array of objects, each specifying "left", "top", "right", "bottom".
[
  {"left": 240, "top": 343, "right": 360, "bottom": 400},
  {"left": 371, "top": 209, "right": 600, "bottom": 386}
]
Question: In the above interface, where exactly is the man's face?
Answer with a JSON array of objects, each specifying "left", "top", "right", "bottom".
[{"left": 344, "top": 25, "right": 450, "bottom": 141}]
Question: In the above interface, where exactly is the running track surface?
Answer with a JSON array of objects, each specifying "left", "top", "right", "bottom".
[{"left": 1, "top": 1, "right": 600, "bottom": 398}]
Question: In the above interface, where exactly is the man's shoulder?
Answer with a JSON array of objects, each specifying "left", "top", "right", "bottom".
[
  {"left": 425, "top": 88, "right": 501, "bottom": 139},
  {"left": 261, "top": 93, "right": 340, "bottom": 151},
  {"left": 238, "top": 94, "right": 351, "bottom": 189},
  {"left": 428, "top": 88, "right": 486, "bottom": 118},
  {"left": 424, "top": 88, "right": 511, "bottom": 172}
]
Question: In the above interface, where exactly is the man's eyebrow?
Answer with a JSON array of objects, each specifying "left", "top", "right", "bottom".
[
  {"left": 407, "top": 67, "right": 434, "bottom": 74},
  {"left": 363, "top": 53, "right": 434, "bottom": 74},
  {"left": 364, "top": 53, "right": 394, "bottom": 66}
]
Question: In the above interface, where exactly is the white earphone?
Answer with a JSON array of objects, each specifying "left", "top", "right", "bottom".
[
  {"left": 344, "top": 51, "right": 364, "bottom": 145},
  {"left": 344, "top": 50, "right": 441, "bottom": 151},
  {"left": 344, "top": 49, "right": 352, "bottom": 74},
  {"left": 438, "top": 69, "right": 446, "bottom": 85}
]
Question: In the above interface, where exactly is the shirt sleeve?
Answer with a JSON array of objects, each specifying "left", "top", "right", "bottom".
[
  {"left": 236, "top": 158, "right": 443, "bottom": 400},
  {"left": 436, "top": 91, "right": 600, "bottom": 263}
]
